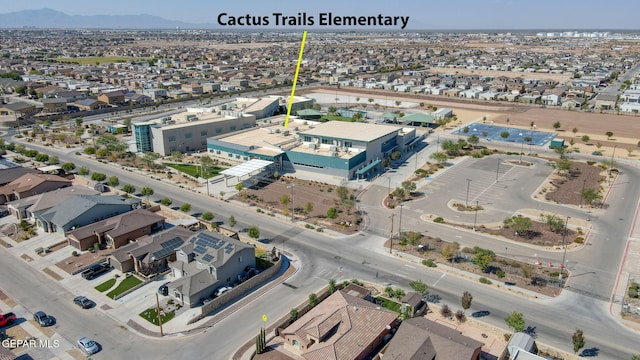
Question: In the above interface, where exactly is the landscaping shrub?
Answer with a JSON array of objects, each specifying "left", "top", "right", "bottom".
[
  {"left": 479, "top": 277, "right": 492, "bottom": 285},
  {"left": 433, "top": 217, "right": 444, "bottom": 223},
  {"left": 422, "top": 259, "right": 437, "bottom": 267},
  {"left": 496, "top": 270, "right": 506, "bottom": 278},
  {"left": 574, "top": 236, "right": 584, "bottom": 244}
]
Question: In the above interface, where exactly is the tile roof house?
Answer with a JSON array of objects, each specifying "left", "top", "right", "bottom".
[
  {"left": 35, "top": 194, "right": 134, "bottom": 236},
  {"left": 109, "top": 226, "right": 193, "bottom": 275},
  {"left": 98, "top": 90, "right": 126, "bottom": 105},
  {"left": 168, "top": 231, "right": 255, "bottom": 307},
  {"left": 382, "top": 317, "right": 483, "bottom": 360},
  {"left": 282, "top": 290, "right": 398, "bottom": 360},
  {"left": 0, "top": 167, "right": 37, "bottom": 187},
  {"left": 67, "top": 208, "right": 165, "bottom": 251},
  {"left": 0, "top": 173, "right": 71, "bottom": 204}
]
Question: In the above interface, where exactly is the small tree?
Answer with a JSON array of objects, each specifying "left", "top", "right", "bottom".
[
  {"left": 327, "top": 207, "right": 338, "bottom": 219},
  {"left": 401, "top": 181, "right": 417, "bottom": 194},
  {"left": 289, "top": 308, "right": 298, "bottom": 322},
  {"left": 572, "top": 329, "right": 585, "bottom": 354},
  {"left": 202, "top": 212, "right": 214, "bottom": 221},
  {"left": 48, "top": 155, "right": 59, "bottom": 165},
  {"left": 409, "top": 280, "right": 429, "bottom": 295},
  {"left": 123, "top": 184, "right": 136, "bottom": 194},
  {"left": 505, "top": 311, "right": 525, "bottom": 332},
  {"left": 440, "top": 304, "right": 452, "bottom": 318},
  {"left": 430, "top": 151, "right": 448, "bottom": 164},
  {"left": 441, "top": 242, "right": 460, "bottom": 261},
  {"left": 553, "top": 121, "right": 561, "bottom": 130},
  {"left": 248, "top": 226, "right": 260, "bottom": 239},
  {"left": 91, "top": 173, "right": 106, "bottom": 182},
  {"left": 336, "top": 186, "right": 349, "bottom": 200},
  {"left": 305, "top": 202, "right": 314, "bottom": 214},
  {"left": 309, "top": 293, "right": 318, "bottom": 307},
  {"left": 141, "top": 187, "right": 154, "bottom": 202},
  {"left": 384, "top": 286, "right": 394, "bottom": 297},
  {"left": 474, "top": 247, "right": 496, "bottom": 272},
  {"left": 545, "top": 214, "right": 565, "bottom": 233},
  {"left": 235, "top": 183, "right": 244, "bottom": 192},
  {"left": 78, "top": 166, "right": 90, "bottom": 175},
  {"left": 279, "top": 194, "right": 290, "bottom": 206},
  {"left": 179, "top": 203, "right": 191, "bottom": 212},
  {"left": 581, "top": 188, "right": 602, "bottom": 206},
  {"left": 108, "top": 176, "right": 120, "bottom": 187},
  {"left": 572, "top": 127, "right": 578, "bottom": 135},
  {"left": 605, "top": 131, "right": 613, "bottom": 140},
  {"left": 581, "top": 135, "right": 590, "bottom": 144},
  {"left": 329, "top": 278, "right": 336, "bottom": 294},
  {"left": 229, "top": 215, "right": 236, "bottom": 227},
  {"left": 455, "top": 310, "right": 467, "bottom": 324},
  {"left": 61, "top": 162, "right": 76, "bottom": 172},
  {"left": 504, "top": 215, "right": 532, "bottom": 236},
  {"left": 461, "top": 291, "right": 473, "bottom": 310},
  {"left": 160, "top": 197, "right": 172, "bottom": 206},
  {"left": 500, "top": 131, "right": 510, "bottom": 139},
  {"left": 468, "top": 135, "right": 479, "bottom": 147}
]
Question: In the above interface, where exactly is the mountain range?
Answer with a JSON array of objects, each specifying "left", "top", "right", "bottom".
[{"left": 0, "top": 8, "right": 214, "bottom": 29}]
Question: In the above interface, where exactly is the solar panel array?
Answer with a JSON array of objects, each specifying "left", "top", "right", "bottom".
[
  {"left": 151, "top": 237, "right": 185, "bottom": 259},
  {"left": 189, "top": 232, "right": 232, "bottom": 260}
]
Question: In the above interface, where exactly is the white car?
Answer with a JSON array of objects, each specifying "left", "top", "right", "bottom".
[
  {"left": 77, "top": 337, "right": 99, "bottom": 354},
  {"left": 215, "top": 286, "right": 231, "bottom": 297}
]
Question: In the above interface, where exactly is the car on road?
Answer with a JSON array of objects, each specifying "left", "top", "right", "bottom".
[
  {"left": 81, "top": 263, "right": 112, "bottom": 280},
  {"left": 471, "top": 310, "right": 490, "bottom": 318},
  {"left": 158, "top": 282, "right": 170, "bottom": 296},
  {"left": 73, "top": 296, "right": 92, "bottom": 309},
  {"left": 77, "top": 336, "right": 99, "bottom": 354},
  {"left": 33, "top": 311, "right": 54, "bottom": 327}
]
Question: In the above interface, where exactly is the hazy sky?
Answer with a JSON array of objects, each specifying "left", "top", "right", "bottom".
[{"left": 3, "top": 0, "right": 639, "bottom": 30}]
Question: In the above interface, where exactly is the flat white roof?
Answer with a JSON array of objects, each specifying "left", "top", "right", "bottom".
[
  {"left": 221, "top": 159, "right": 273, "bottom": 178},
  {"left": 37, "top": 165, "right": 62, "bottom": 172},
  {"left": 299, "top": 121, "right": 403, "bottom": 142}
]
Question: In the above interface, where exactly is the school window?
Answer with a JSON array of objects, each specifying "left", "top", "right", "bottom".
[
  {"left": 200, "top": 130, "right": 208, "bottom": 136},
  {"left": 304, "top": 136, "right": 312, "bottom": 142},
  {"left": 344, "top": 141, "right": 352, "bottom": 148},
  {"left": 321, "top": 138, "right": 332, "bottom": 145},
  {"left": 184, "top": 133, "right": 192, "bottom": 139},
  {"left": 216, "top": 128, "right": 222, "bottom": 134},
  {"left": 168, "top": 135, "right": 176, "bottom": 142},
  {"left": 216, "top": 150, "right": 221, "bottom": 154},
  {"left": 230, "top": 126, "right": 237, "bottom": 131}
]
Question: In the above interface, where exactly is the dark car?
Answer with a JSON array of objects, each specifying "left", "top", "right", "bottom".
[
  {"left": 33, "top": 311, "right": 54, "bottom": 327},
  {"left": 81, "top": 263, "right": 112, "bottom": 280},
  {"left": 73, "top": 296, "right": 92, "bottom": 309},
  {"left": 158, "top": 282, "right": 169, "bottom": 296}
]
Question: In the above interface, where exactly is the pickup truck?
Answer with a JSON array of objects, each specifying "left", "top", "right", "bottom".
[
  {"left": 0, "top": 312, "right": 16, "bottom": 327},
  {"left": 81, "top": 263, "right": 111, "bottom": 280}
]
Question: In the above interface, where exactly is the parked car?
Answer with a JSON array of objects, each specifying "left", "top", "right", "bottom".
[
  {"left": 0, "top": 312, "right": 16, "bottom": 327},
  {"left": 215, "top": 286, "right": 231, "bottom": 297},
  {"left": 33, "top": 311, "right": 54, "bottom": 327},
  {"left": 158, "top": 282, "right": 169, "bottom": 296},
  {"left": 73, "top": 296, "right": 92, "bottom": 309},
  {"left": 77, "top": 337, "right": 99, "bottom": 354},
  {"left": 81, "top": 263, "right": 112, "bottom": 280}
]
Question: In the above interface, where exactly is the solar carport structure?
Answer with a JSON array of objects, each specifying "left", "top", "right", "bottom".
[{"left": 220, "top": 159, "right": 273, "bottom": 187}]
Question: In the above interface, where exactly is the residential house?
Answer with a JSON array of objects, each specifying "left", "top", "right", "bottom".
[
  {"left": 125, "top": 92, "right": 153, "bottom": 105},
  {"left": 400, "top": 291, "right": 427, "bottom": 317},
  {"left": 109, "top": 226, "right": 193, "bottom": 275},
  {"left": 40, "top": 98, "right": 68, "bottom": 113},
  {"left": 507, "top": 332, "right": 540, "bottom": 360},
  {"left": 561, "top": 97, "right": 585, "bottom": 109},
  {"left": 6, "top": 185, "right": 98, "bottom": 221},
  {"left": 67, "top": 208, "right": 165, "bottom": 251},
  {"left": 0, "top": 167, "right": 37, "bottom": 187},
  {"left": 168, "top": 231, "right": 255, "bottom": 307},
  {"left": 142, "top": 88, "right": 167, "bottom": 100},
  {"left": 0, "top": 173, "right": 71, "bottom": 204},
  {"left": 594, "top": 94, "right": 618, "bottom": 110},
  {"left": 35, "top": 194, "right": 135, "bottom": 235},
  {"left": 74, "top": 99, "right": 107, "bottom": 111},
  {"left": 98, "top": 90, "right": 126, "bottom": 105},
  {"left": 281, "top": 290, "right": 398, "bottom": 360},
  {"left": 0, "top": 102, "right": 37, "bottom": 118},
  {"left": 381, "top": 317, "right": 483, "bottom": 360}
]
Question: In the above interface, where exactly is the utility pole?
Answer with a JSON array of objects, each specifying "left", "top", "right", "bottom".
[
  {"left": 496, "top": 158, "right": 500, "bottom": 182},
  {"left": 465, "top": 178, "right": 472, "bottom": 208},
  {"left": 579, "top": 179, "right": 586, "bottom": 208},
  {"left": 290, "top": 184, "right": 295, "bottom": 222},
  {"left": 389, "top": 213, "right": 395, "bottom": 254},
  {"left": 155, "top": 292, "right": 164, "bottom": 336},
  {"left": 398, "top": 205, "right": 404, "bottom": 240},
  {"left": 559, "top": 215, "right": 570, "bottom": 284},
  {"left": 609, "top": 145, "right": 617, "bottom": 186},
  {"left": 473, "top": 200, "right": 478, "bottom": 231}
]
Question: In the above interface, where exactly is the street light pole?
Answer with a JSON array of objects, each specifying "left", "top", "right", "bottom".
[
  {"left": 496, "top": 158, "right": 500, "bottom": 182},
  {"left": 579, "top": 179, "right": 586, "bottom": 208},
  {"left": 609, "top": 145, "right": 617, "bottom": 186},
  {"left": 389, "top": 213, "right": 395, "bottom": 254},
  {"left": 465, "top": 178, "right": 472, "bottom": 208},
  {"left": 559, "top": 215, "right": 570, "bottom": 284},
  {"left": 287, "top": 184, "right": 295, "bottom": 222},
  {"left": 519, "top": 133, "right": 524, "bottom": 164},
  {"left": 398, "top": 204, "right": 404, "bottom": 240},
  {"left": 473, "top": 200, "right": 478, "bottom": 231}
]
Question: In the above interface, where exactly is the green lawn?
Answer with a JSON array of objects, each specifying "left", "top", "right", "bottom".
[
  {"left": 106, "top": 275, "right": 142, "bottom": 299},
  {"left": 52, "top": 56, "right": 148, "bottom": 65},
  {"left": 376, "top": 296, "right": 402, "bottom": 313},
  {"left": 321, "top": 115, "right": 364, "bottom": 122},
  {"left": 139, "top": 307, "right": 175, "bottom": 325},
  {"left": 94, "top": 278, "right": 117, "bottom": 292},
  {"left": 164, "top": 163, "right": 222, "bottom": 179}
]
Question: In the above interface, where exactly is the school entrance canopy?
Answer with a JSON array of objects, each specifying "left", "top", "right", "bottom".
[{"left": 220, "top": 159, "right": 273, "bottom": 187}]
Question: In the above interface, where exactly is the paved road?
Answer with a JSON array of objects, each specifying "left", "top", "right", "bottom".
[{"left": 1, "top": 134, "right": 639, "bottom": 358}]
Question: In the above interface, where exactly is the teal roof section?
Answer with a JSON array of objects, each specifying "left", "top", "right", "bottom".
[{"left": 356, "top": 159, "right": 381, "bottom": 175}]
